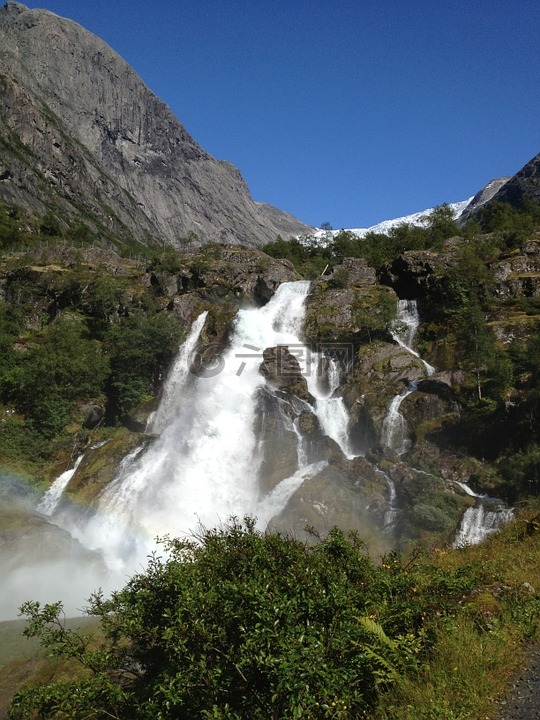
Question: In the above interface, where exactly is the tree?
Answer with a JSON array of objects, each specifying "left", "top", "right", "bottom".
[
  {"left": 424, "top": 204, "right": 458, "bottom": 246},
  {"left": 9, "top": 315, "right": 109, "bottom": 437},
  {"left": 40, "top": 211, "right": 63, "bottom": 237},
  {"left": 457, "top": 298, "right": 493, "bottom": 401},
  {"left": 105, "top": 310, "right": 182, "bottom": 417}
]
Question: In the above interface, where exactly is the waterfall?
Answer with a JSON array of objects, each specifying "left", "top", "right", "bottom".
[
  {"left": 61, "top": 281, "right": 325, "bottom": 572},
  {"left": 380, "top": 382, "right": 418, "bottom": 454},
  {"left": 256, "top": 461, "right": 327, "bottom": 526},
  {"left": 390, "top": 299, "right": 435, "bottom": 376},
  {"left": 148, "top": 311, "right": 208, "bottom": 433},
  {"left": 453, "top": 481, "right": 514, "bottom": 547},
  {"left": 308, "top": 357, "right": 355, "bottom": 458},
  {"left": 37, "top": 455, "right": 84, "bottom": 516},
  {"left": 454, "top": 504, "right": 514, "bottom": 547},
  {"left": 381, "top": 300, "right": 434, "bottom": 453}
]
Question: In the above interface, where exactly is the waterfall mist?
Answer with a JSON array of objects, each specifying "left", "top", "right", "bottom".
[
  {"left": 1, "top": 281, "right": 354, "bottom": 618},
  {"left": 0, "top": 287, "right": 515, "bottom": 620}
]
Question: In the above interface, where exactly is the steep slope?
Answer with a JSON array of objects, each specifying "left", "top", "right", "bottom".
[
  {"left": 461, "top": 152, "right": 540, "bottom": 221},
  {"left": 486, "top": 152, "right": 540, "bottom": 208},
  {"left": 0, "top": 2, "right": 310, "bottom": 247},
  {"left": 457, "top": 176, "right": 510, "bottom": 223}
]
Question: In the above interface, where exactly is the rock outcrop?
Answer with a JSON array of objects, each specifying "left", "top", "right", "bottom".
[
  {"left": 484, "top": 153, "right": 540, "bottom": 210},
  {"left": 0, "top": 2, "right": 311, "bottom": 247},
  {"left": 458, "top": 176, "right": 511, "bottom": 223}
]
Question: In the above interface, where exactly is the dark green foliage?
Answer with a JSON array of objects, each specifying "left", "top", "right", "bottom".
[
  {"left": 264, "top": 205, "right": 460, "bottom": 276},
  {"left": 0, "top": 202, "right": 22, "bottom": 249},
  {"left": 500, "top": 445, "right": 540, "bottom": 497},
  {"left": 477, "top": 199, "right": 540, "bottom": 245},
  {"left": 105, "top": 310, "right": 182, "bottom": 417},
  {"left": 148, "top": 246, "right": 184, "bottom": 274},
  {"left": 39, "top": 211, "right": 63, "bottom": 238},
  {"left": 65, "top": 220, "right": 95, "bottom": 245},
  {"left": 82, "top": 271, "right": 129, "bottom": 324},
  {"left": 263, "top": 236, "right": 332, "bottom": 278},
  {"left": 9, "top": 520, "right": 481, "bottom": 720},
  {"left": 5, "top": 315, "right": 109, "bottom": 438}
]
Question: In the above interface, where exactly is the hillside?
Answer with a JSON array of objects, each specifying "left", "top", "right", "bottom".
[
  {"left": 0, "top": 180, "right": 540, "bottom": 719},
  {"left": 0, "top": 2, "right": 310, "bottom": 248}
]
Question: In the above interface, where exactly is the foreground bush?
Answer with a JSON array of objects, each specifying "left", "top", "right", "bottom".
[{"left": 10, "top": 519, "right": 482, "bottom": 720}]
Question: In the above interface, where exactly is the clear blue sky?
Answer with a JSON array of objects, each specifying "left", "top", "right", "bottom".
[{"left": 21, "top": 0, "right": 540, "bottom": 229}]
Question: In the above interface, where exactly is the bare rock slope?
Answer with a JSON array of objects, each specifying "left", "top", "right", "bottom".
[{"left": 0, "top": 2, "right": 310, "bottom": 246}]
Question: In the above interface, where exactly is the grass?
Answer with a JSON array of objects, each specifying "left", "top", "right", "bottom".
[
  {"left": 374, "top": 500, "right": 540, "bottom": 720},
  {"left": 0, "top": 617, "right": 98, "bottom": 719}
]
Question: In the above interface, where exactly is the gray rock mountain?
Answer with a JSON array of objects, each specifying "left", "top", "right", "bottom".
[
  {"left": 460, "top": 152, "right": 540, "bottom": 222},
  {"left": 458, "top": 176, "right": 510, "bottom": 223},
  {"left": 486, "top": 152, "right": 540, "bottom": 208},
  {"left": 0, "top": 2, "right": 311, "bottom": 246}
]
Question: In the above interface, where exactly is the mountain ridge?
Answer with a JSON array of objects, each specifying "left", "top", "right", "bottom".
[{"left": 0, "top": 2, "right": 311, "bottom": 247}]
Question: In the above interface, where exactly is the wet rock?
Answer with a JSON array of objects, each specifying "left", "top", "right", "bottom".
[
  {"left": 167, "top": 292, "right": 204, "bottom": 324},
  {"left": 255, "top": 385, "right": 341, "bottom": 494},
  {"left": 122, "top": 397, "right": 156, "bottom": 433},
  {"left": 342, "top": 341, "right": 428, "bottom": 438},
  {"left": 365, "top": 443, "right": 401, "bottom": 465},
  {"left": 66, "top": 431, "right": 146, "bottom": 504},
  {"left": 82, "top": 402, "right": 105, "bottom": 430},
  {"left": 254, "top": 387, "right": 302, "bottom": 494},
  {"left": 268, "top": 458, "right": 393, "bottom": 554},
  {"left": 259, "top": 346, "right": 314, "bottom": 405}
]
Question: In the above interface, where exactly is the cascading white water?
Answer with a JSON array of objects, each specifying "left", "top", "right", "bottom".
[
  {"left": 392, "top": 299, "right": 419, "bottom": 349},
  {"left": 63, "top": 281, "right": 328, "bottom": 573},
  {"left": 308, "top": 357, "right": 355, "bottom": 458},
  {"left": 452, "top": 481, "right": 513, "bottom": 547},
  {"left": 37, "top": 455, "right": 84, "bottom": 516},
  {"left": 256, "top": 460, "right": 327, "bottom": 526},
  {"left": 148, "top": 311, "right": 208, "bottom": 433},
  {"left": 382, "top": 300, "right": 434, "bottom": 454},
  {"left": 454, "top": 504, "right": 514, "bottom": 547},
  {"left": 391, "top": 299, "right": 435, "bottom": 376},
  {"left": 380, "top": 382, "right": 418, "bottom": 454}
]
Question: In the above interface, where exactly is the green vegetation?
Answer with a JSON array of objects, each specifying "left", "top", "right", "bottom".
[
  {"left": 263, "top": 204, "right": 460, "bottom": 275},
  {"left": 7, "top": 511, "right": 540, "bottom": 720},
  {"left": 262, "top": 235, "right": 332, "bottom": 278},
  {"left": 265, "top": 200, "right": 540, "bottom": 504},
  {"left": 105, "top": 311, "right": 183, "bottom": 417},
  {"left": 0, "top": 247, "right": 185, "bottom": 476}
]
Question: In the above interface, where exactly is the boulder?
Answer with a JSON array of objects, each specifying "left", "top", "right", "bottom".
[
  {"left": 268, "top": 456, "right": 393, "bottom": 554},
  {"left": 259, "top": 346, "right": 314, "bottom": 405}
]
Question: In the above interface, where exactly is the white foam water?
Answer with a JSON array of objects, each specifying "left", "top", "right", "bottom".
[{"left": 63, "top": 282, "right": 317, "bottom": 572}]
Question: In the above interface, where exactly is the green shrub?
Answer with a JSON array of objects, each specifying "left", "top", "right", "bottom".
[{"left": 10, "top": 521, "right": 483, "bottom": 720}]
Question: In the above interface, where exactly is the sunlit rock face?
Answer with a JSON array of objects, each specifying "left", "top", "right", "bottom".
[{"left": 0, "top": 3, "right": 311, "bottom": 247}]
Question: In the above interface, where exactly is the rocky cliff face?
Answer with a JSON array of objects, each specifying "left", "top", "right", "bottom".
[
  {"left": 458, "top": 176, "right": 511, "bottom": 223},
  {"left": 464, "top": 153, "right": 540, "bottom": 219},
  {"left": 0, "top": 2, "right": 311, "bottom": 247}
]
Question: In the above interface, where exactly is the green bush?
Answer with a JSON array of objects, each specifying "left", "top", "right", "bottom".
[
  {"left": 5, "top": 315, "right": 109, "bottom": 438},
  {"left": 411, "top": 503, "right": 452, "bottom": 532},
  {"left": 105, "top": 310, "right": 182, "bottom": 417},
  {"left": 10, "top": 520, "right": 483, "bottom": 720}
]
